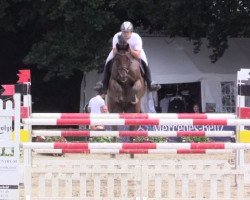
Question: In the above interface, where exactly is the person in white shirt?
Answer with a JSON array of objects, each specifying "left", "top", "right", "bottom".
[
  {"left": 88, "top": 90, "right": 106, "bottom": 130},
  {"left": 88, "top": 90, "right": 106, "bottom": 113},
  {"left": 95, "top": 21, "right": 160, "bottom": 93}
]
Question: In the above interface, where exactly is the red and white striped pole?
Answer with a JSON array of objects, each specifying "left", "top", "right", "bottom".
[
  {"left": 30, "top": 112, "right": 237, "bottom": 119},
  {"left": 31, "top": 113, "right": 236, "bottom": 119},
  {"left": 34, "top": 149, "right": 234, "bottom": 155},
  {"left": 21, "top": 142, "right": 250, "bottom": 150},
  {"left": 22, "top": 118, "right": 250, "bottom": 126},
  {"left": 32, "top": 130, "right": 234, "bottom": 138}
]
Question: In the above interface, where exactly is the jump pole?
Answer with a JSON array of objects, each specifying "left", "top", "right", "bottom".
[
  {"left": 21, "top": 142, "right": 250, "bottom": 150},
  {"left": 22, "top": 118, "right": 250, "bottom": 126},
  {"left": 32, "top": 130, "right": 235, "bottom": 137},
  {"left": 30, "top": 112, "right": 237, "bottom": 119},
  {"left": 34, "top": 149, "right": 234, "bottom": 154}
]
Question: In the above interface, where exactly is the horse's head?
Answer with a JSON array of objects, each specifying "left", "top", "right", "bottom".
[
  {"left": 114, "top": 34, "right": 132, "bottom": 83},
  {"left": 116, "top": 34, "right": 129, "bottom": 52}
]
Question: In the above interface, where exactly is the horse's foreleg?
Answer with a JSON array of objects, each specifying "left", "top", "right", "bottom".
[
  {"left": 131, "top": 80, "right": 142, "bottom": 104},
  {"left": 109, "top": 79, "right": 123, "bottom": 102}
]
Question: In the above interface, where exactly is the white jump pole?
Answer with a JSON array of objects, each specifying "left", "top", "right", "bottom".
[
  {"left": 32, "top": 130, "right": 235, "bottom": 138},
  {"left": 30, "top": 112, "right": 237, "bottom": 119},
  {"left": 22, "top": 118, "right": 250, "bottom": 126}
]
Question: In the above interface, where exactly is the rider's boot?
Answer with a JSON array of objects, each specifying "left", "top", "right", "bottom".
[
  {"left": 142, "top": 61, "right": 161, "bottom": 91},
  {"left": 94, "top": 60, "right": 112, "bottom": 93}
]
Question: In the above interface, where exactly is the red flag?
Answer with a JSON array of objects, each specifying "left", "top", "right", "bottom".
[
  {"left": 17, "top": 69, "right": 31, "bottom": 83},
  {"left": 19, "top": 70, "right": 30, "bottom": 76},
  {"left": 1, "top": 85, "right": 15, "bottom": 96}
]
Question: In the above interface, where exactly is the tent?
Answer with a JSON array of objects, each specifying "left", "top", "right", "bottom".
[{"left": 85, "top": 37, "right": 250, "bottom": 112}]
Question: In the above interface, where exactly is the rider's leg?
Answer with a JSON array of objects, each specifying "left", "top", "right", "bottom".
[
  {"left": 95, "top": 51, "right": 114, "bottom": 92},
  {"left": 95, "top": 60, "right": 112, "bottom": 92},
  {"left": 102, "top": 60, "right": 112, "bottom": 91},
  {"left": 141, "top": 60, "right": 161, "bottom": 91}
]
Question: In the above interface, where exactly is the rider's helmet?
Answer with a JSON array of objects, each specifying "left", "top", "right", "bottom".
[{"left": 120, "top": 21, "right": 133, "bottom": 32}]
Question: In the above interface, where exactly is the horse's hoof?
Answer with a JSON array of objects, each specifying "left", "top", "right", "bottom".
[{"left": 131, "top": 96, "right": 138, "bottom": 104}]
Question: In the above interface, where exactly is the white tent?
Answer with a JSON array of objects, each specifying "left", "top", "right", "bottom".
[{"left": 85, "top": 37, "right": 250, "bottom": 112}]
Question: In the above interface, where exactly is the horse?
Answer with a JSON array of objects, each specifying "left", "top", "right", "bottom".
[
  {"left": 107, "top": 35, "right": 146, "bottom": 157},
  {"left": 107, "top": 35, "right": 146, "bottom": 113}
]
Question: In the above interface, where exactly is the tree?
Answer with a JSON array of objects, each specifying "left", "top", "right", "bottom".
[
  {"left": 0, "top": 0, "right": 249, "bottom": 111},
  {"left": 0, "top": 0, "right": 120, "bottom": 111},
  {"left": 128, "top": 0, "right": 250, "bottom": 62},
  {"left": 1, "top": 0, "right": 249, "bottom": 73}
]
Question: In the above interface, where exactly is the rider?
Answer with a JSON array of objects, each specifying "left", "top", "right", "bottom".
[{"left": 95, "top": 21, "right": 160, "bottom": 92}]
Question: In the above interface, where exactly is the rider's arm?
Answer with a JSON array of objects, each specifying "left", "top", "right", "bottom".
[
  {"left": 113, "top": 46, "right": 140, "bottom": 58},
  {"left": 129, "top": 33, "right": 142, "bottom": 59},
  {"left": 112, "top": 48, "right": 117, "bottom": 55},
  {"left": 129, "top": 48, "right": 141, "bottom": 59},
  {"left": 112, "top": 33, "right": 119, "bottom": 55}
]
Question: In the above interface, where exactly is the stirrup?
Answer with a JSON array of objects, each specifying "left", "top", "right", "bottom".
[{"left": 149, "top": 82, "right": 161, "bottom": 91}]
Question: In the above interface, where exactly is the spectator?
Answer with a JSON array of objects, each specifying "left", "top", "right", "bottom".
[
  {"left": 192, "top": 103, "right": 200, "bottom": 113},
  {"left": 88, "top": 90, "right": 106, "bottom": 113},
  {"left": 88, "top": 90, "right": 106, "bottom": 130},
  {"left": 100, "top": 105, "right": 109, "bottom": 113}
]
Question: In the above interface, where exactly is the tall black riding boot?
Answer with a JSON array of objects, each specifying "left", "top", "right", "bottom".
[
  {"left": 94, "top": 60, "right": 112, "bottom": 92},
  {"left": 141, "top": 61, "right": 161, "bottom": 91},
  {"left": 142, "top": 61, "right": 152, "bottom": 88},
  {"left": 102, "top": 60, "right": 112, "bottom": 91}
]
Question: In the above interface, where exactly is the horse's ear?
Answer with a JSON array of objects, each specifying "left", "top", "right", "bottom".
[{"left": 116, "top": 43, "right": 124, "bottom": 51}]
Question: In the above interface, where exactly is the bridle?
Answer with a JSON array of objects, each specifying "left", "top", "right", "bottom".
[{"left": 114, "top": 51, "right": 132, "bottom": 83}]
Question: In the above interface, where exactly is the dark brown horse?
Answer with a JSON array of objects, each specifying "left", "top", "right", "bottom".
[
  {"left": 107, "top": 35, "right": 146, "bottom": 113},
  {"left": 107, "top": 35, "right": 146, "bottom": 158}
]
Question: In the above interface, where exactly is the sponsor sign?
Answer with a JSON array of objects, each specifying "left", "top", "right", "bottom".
[
  {"left": 0, "top": 141, "right": 19, "bottom": 200},
  {"left": 0, "top": 117, "right": 12, "bottom": 141}
]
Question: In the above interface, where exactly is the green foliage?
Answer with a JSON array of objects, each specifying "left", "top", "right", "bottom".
[
  {"left": 140, "top": 0, "right": 250, "bottom": 62},
  {"left": 91, "top": 137, "right": 113, "bottom": 143},
  {"left": 182, "top": 136, "right": 210, "bottom": 143},
  {"left": 21, "top": 0, "right": 120, "bottom": 79},
  {"left": 0, "top": 0, "right": 249, "bottom": 78}
]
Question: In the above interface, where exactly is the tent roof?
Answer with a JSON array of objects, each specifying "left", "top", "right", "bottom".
[{"left": 143, "top": 37, "right": 250, "bottom": 84}]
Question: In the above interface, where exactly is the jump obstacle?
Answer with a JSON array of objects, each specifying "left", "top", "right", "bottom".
[{"left": 1, "top": 68, "right": 250, "bottom": 199}]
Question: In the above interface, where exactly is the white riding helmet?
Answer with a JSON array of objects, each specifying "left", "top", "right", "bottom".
[{"left": 120, "top": 21, "right": 133, "bottom": 32}]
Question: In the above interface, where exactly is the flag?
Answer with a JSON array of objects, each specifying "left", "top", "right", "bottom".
[
  {"left": 17, "top": 69, "right": 31, "bottom": 83},
  {"left": 1, "top": 84, "right": 30, "bottom": 96},
  {"left": 1, "top": 85, "right": 15, "bottom": 96}
]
